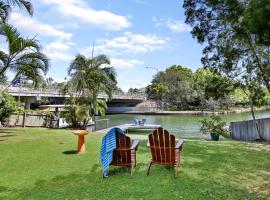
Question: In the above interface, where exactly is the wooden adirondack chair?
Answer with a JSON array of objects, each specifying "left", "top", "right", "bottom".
[
  {"left": 111, "top": 131, "right": 140, "bottom": 177},
  {"left": 147, "top": 127, "right": 184, "bottom": 177}
]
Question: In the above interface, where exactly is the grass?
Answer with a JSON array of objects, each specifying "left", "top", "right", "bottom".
[{"left": 0, "top": 128, "right": 270, "bottom": 200}]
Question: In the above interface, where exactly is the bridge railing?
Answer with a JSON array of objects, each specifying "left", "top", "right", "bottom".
[{"left": 0, "top": 85, "right": 146, "bottom": 100}]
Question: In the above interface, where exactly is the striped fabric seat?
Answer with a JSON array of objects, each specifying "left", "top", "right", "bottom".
[{"left": 100, "top": 127, "right": 125, "bottom": 177}]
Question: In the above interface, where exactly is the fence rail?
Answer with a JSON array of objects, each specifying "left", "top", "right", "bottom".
[{"left": 230, "top": 118, "right": 270, "bottom": 141}]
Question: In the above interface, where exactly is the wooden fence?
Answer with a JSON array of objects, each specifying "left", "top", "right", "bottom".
[
  {"left": 7, "top": 113, "right": 58, "bottom": 128},
  {"left": 230, "top": 118, "right": 270, "bottom": 141}
]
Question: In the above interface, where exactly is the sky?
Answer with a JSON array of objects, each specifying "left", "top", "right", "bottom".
[{"left": 5, "top": 0, "right": 203, "bottom": 91}]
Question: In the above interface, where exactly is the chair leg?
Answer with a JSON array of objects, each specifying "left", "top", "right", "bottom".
[
  {"left": 146, "top": 161, "right": 152, "bottom": 175},
  {"left": 130, "top": 165, "right": 134, "bottom": 178},
  {"left": 174, "top": 165, "right": 179, "bottom": 178}
]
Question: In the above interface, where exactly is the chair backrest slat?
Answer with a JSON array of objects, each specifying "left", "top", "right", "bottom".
[
  {"left": 153, "top": 130, "right": 161, "bottom": 162},
  {"left": 158, "top": 129, "right": 165, "bottom": 163},
  {"left": 149, "top": 127, "right": 176, "bottom": 164},
  {"left": 113, "top": 130, "right": 131, "bottom": 165},
  {"left": 170, "top": 134, "right": 175, "bottom": 163},
  {"left": 164, "top": 130, "right": 170, "bottom": 162},
  {"left": 149, "top": 133, "right": 156, "bottom": 161}
]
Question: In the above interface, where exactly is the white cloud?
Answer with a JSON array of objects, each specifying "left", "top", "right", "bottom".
[
  {"left": 110, "top": 58, "right": 143, "bottom": 69},
  {"left": 44, "top": 41, "right": 75, "bottom": 61},
  {"left": 91, "top": 32, "right": 169, "bottom": 56},
  {"left": 10, "top": 12, "right": 72, "bottom": 40},
  {"left": 40, "top": 0, "right": 131, "bottom": 31},
  {"left": 9, "top": 12, "right": 75, "bottom": 62},
  {"left": 153, "top": 17, "right": 191, "bottom": 33},
  {"left": 46, "top": 41, "right": 74, "bottom": 51}
]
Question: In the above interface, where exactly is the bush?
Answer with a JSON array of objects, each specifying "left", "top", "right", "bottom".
[
  {"left": 0, "top": 91, "right": 21, "bottom": 122},
  {"left": 199, "top": 115, "right": 230, "bottom": 138}
]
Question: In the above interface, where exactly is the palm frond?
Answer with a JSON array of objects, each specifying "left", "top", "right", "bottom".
[
  {"left": 0, "top": 50, "right": 8, "bottom": 66},
  {"left": 14, "top": 52, "right": 49, "bottom": 74},
  {"left": 93, "top": 54, "right": 110, "bottom": 68},
  {"left": 68, "top": 54, "right": 87, "bottom": 75},
  {"left": 5, "top": 0, "right": 33, "bottom": 16},
  {"left": 0, "top": 23, "right": 20, "bottom": 44},
  {"left": 101, "top": 67, "right": 117, "bottom": 83},
  {"left": 0, "top": 2, "right": 10, "bottom": 22}
]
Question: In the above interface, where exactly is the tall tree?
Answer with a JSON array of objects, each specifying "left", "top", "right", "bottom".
[
  {"left": 67, "top": 53, "right": 117, "bottom": 128},
  {"left": 0, "top": 23, "right": 49, "bottom": 86},
  {"left": 183, "top": 0, "right": 270, "bottom": 140},
  {"left": 193, "top": 68, "right": 236, "bottom": 109},
  {"left": 147, "top": 65, "right": 195, "bottom": 110},
  {"left": 183, "top": 0, "right": 270, "bottom": 93}
]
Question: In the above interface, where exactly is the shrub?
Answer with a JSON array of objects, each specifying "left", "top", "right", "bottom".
[
  {"left": 199, "top": 115, "right": 230, "bottom": 138},
  {"left": 0, "top": 91, "right": 21, "bottom": 122}
]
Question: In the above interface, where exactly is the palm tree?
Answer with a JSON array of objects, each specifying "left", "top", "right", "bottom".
[
  {"left": 0, "top": 0, "right": 33, "bottom": 23},
  {"left": 67, "top": 53, "right": 117, "bottom": 129},
  {"left": 0, "top": 23, "right": 49, "bottom": 87}
]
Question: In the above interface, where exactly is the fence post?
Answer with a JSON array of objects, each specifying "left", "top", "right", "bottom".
[{"left": 22, "top": 112, "right": 26, "bottom": 128}]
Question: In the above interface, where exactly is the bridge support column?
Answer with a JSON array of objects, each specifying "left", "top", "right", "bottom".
[{"left": 22, "top": 97, "right": 36, "bottom": 109}]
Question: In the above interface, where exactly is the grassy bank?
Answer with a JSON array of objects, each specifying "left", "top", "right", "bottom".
[{"left": 0, "top": 128, "right": 270, "bottom": 199}]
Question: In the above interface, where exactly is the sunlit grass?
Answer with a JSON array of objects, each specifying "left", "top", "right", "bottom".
[{"left": 0, "top": 128, "right": 269, "bottom": 199}]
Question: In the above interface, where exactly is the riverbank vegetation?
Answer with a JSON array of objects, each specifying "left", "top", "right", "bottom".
[
  {"left": 0, "top": 128, "right": 269, "bottom": 199},
  {"left": 146, "top": 66, "right": 270, "bottom": 111}
]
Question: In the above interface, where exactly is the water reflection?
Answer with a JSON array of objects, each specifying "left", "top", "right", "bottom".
[{"left": 94, "top": 110, "right": 270, "bottom": 138}]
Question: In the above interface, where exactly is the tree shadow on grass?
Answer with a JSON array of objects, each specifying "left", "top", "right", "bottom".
[
  {"left": 0, "top": 186, "right": 11, "bottom": 199},
  {"left": 91, "top": 162, "right": 147, "bottom": 178},
  {"left": 0, "top": 186, "right": 9, "bottom": 193},
  {"left": 0, "top": 130, "right": 12, "bottom": 134},
  {"left": 0, "top": 134, "right": 16, "bottom": 138},
  {"left": 14, "top": 168, "right": 263, "bottom": 200}
]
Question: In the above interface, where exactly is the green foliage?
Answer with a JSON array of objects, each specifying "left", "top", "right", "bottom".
[
  {"left": 183, "top": 0, "right": 270, "bottom": 116},
  {"left": 60, "top": 96, "right": 90, "bottom": 129},
  {"left": 183, "top": 0, "right": 270, "bottom": 94},
  {"left": 66, "top": 53, "right": 116, "bottom": 128},
  {"left": 68, "top": 54, "right": 117, "bottom": 98},
  {"left": 128, "top": 88, "right": 145, "bottom": 94},
  {"left": 193, "top": 68, "right": 236, "bottom": 109},
  {"left": 152, "top": 83, "right": 169, "bottom": 94},
  {"left": 232, "top": 88, "right": 250, "bottom": 105},
  {"left": 147, "top": 66, "right": 240, "bottom": 110},
  {"left": 0, "top": 91, "right": 21, "bottom": 122},
  {"left": 0, "top": 23, "right": 49, "bottom": 87},
  {"left": 147, "top": 65, "right": 195, "bottom": 110},
  {"left": 244, "top": 0, "right": 270, "bottom": 45},
  {"left": 61, "top": 95, "right": 107, "bottom": 129},
  {"left": 199, "top": 115, "right": 230, "bottom": 138}
]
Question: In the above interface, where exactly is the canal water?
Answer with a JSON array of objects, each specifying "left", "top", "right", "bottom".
[{"left": 94, "top": 110, "right": 270, "bottom": 139}]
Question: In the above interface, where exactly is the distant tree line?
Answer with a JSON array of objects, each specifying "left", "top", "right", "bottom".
[{"left": 146, "top": 65, "right": 270, "bottom": 111}]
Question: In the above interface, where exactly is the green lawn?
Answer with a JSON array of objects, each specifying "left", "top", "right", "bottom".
[{"left": 0, "top": 128, "right": 269, "bottom": 200}]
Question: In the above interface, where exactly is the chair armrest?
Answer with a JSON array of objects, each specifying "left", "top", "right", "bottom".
[
  {"left": 131, "top": 139, "right": 140, "bottom": 150},
  {"left": 147, "top": 140, "right": 150, "bottom": 148},
  {"left": 175, "top": 139, "right": 184, "bottom": 149}
]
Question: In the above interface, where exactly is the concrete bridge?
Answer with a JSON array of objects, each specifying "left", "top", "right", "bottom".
[{"left": 1, "top": 85, "right": 146, "bottom": 110}]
